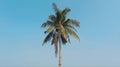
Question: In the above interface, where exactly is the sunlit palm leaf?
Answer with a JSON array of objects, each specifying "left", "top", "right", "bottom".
[
  {"left": 69, "top": 19, "right": 80, "bottom": 27},
  {"left": 64, "top": 24, "right": 77, "bottom": 32},
  {"left": 64, "top": 19, "right": 80, "bottom": 27},
  {"left": 71, "top": 31, "right": 80, "bottom": 41},
  {"left": 44, "top": 26, "right": 54, "bottom": 33},
  {"left": 65, "top": 26, "right": 80, "bottom": 41}
]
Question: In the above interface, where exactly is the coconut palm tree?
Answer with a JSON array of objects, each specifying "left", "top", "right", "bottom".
[{"left": 41, "top": 3, "right": 80, "bottom": 67}]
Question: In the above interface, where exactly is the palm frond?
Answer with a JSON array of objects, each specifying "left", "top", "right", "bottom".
[
  {"left": 49, "top": 15, "right": 56, "bottom": 22},
  {"left": 65, "top": 26, "right": 80, "bottom": 41},
  {"left": 61, "top": 16, "right": 66, "bottom": 23},
  {"left": 60, "top": 27, "right": 68, "bottom": 44},
  {"left": 61, "top": 8, "right": 70, "bottom": 22},
  {"left": 44, "top": 26, "right": 54, "bottom": 33},
  {"left": 41, "top": 21, "right": 54, "bottom": 28},
  {"left": 61, "top": 34, "right": 67, "bottom": 44},
  {"left": 62, "top": 8, "right": 71, "bottom": 16},
  {"left": 51, "top": 33, "right": 56, "bottom": 45},
  {"left": 69, "top": 19, "right": 80, "bottom": 27},
  {"left": 64, "top": 24, "right": 77, "bottom": 32},
  {"left": 42, "top": 31, "right": 53, "bottom": 46},
  {"left": 52, "top": 3, "right": 59, "bottom": 12},
  {"left": 64, "top": 19, "right": 80, "bottom": 27},
  {"left": 56, "top": 11, "right": 62, "bottom": 24},
  {"left": 62, "top": 19, "right": 70, "bottom": 24}
]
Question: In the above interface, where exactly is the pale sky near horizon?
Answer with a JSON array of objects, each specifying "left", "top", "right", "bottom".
[{"left": 0, "top": 0, "right": 120, "bottom": 67}]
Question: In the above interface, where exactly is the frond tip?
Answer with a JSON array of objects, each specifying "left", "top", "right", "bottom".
[
  {"left": 70, "top": 19, "right": 80, "bottom": 27},
  {"left": 52, "top": 2, "right": 58, "bottom": 12},
  {"left": 62, "top": 8, "right": 71, "bottom": 16}
]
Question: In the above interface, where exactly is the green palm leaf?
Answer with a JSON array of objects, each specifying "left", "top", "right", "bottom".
[
  {"left": 64, "top": 24, "right": 77, "bottom": 32},
  {"left": 65, "top": 26, "right": 80, "bottom": 41},
  {"left": 49, "top": 15, "right": 56, "bottom": 22},
  {"left": 44, "top": 26, "right": 54, "bottom": 33},
  {"left": 64, "top": 19, "right": 80, "bottom": 27},
  {"left": 62, "top": 8, "right": 71, "bottom": 16},
  {"left": 41, "top": 21, "right": 54, "bottom": 28},
  {"left": 42, "top": 31, "right": 53, "bottom": 46},
  {"left": 61, "top": 8, "right": 71, "bottom": 22},
  {"left": 52, "top": 3, "right": 59, "bottom": 12}
]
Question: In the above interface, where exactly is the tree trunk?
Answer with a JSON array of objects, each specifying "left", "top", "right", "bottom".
[{"left": 58, "top": 38, "right": 62, "bottom": 67}]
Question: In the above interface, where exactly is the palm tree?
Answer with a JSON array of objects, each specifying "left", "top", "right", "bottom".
[{"left": 41, "top": 3, "right": 80, "bottom": 67}]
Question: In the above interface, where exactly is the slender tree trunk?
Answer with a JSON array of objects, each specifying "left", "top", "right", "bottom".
[{"left": 58, "top": 38, "right": 62, "bottom": 67}]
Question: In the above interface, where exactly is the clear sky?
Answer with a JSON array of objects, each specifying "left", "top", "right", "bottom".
[{"left": 0, "top": 0, "right": 120, "bottom": 67}]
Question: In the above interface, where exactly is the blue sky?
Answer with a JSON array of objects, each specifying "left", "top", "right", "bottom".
[{"left": 0, "top": 0, "right": 120, "bottom": 67}]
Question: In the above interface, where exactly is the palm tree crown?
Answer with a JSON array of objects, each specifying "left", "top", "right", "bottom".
[{"left": 41, "top": 3, "right": 80, "bottom": 56}]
